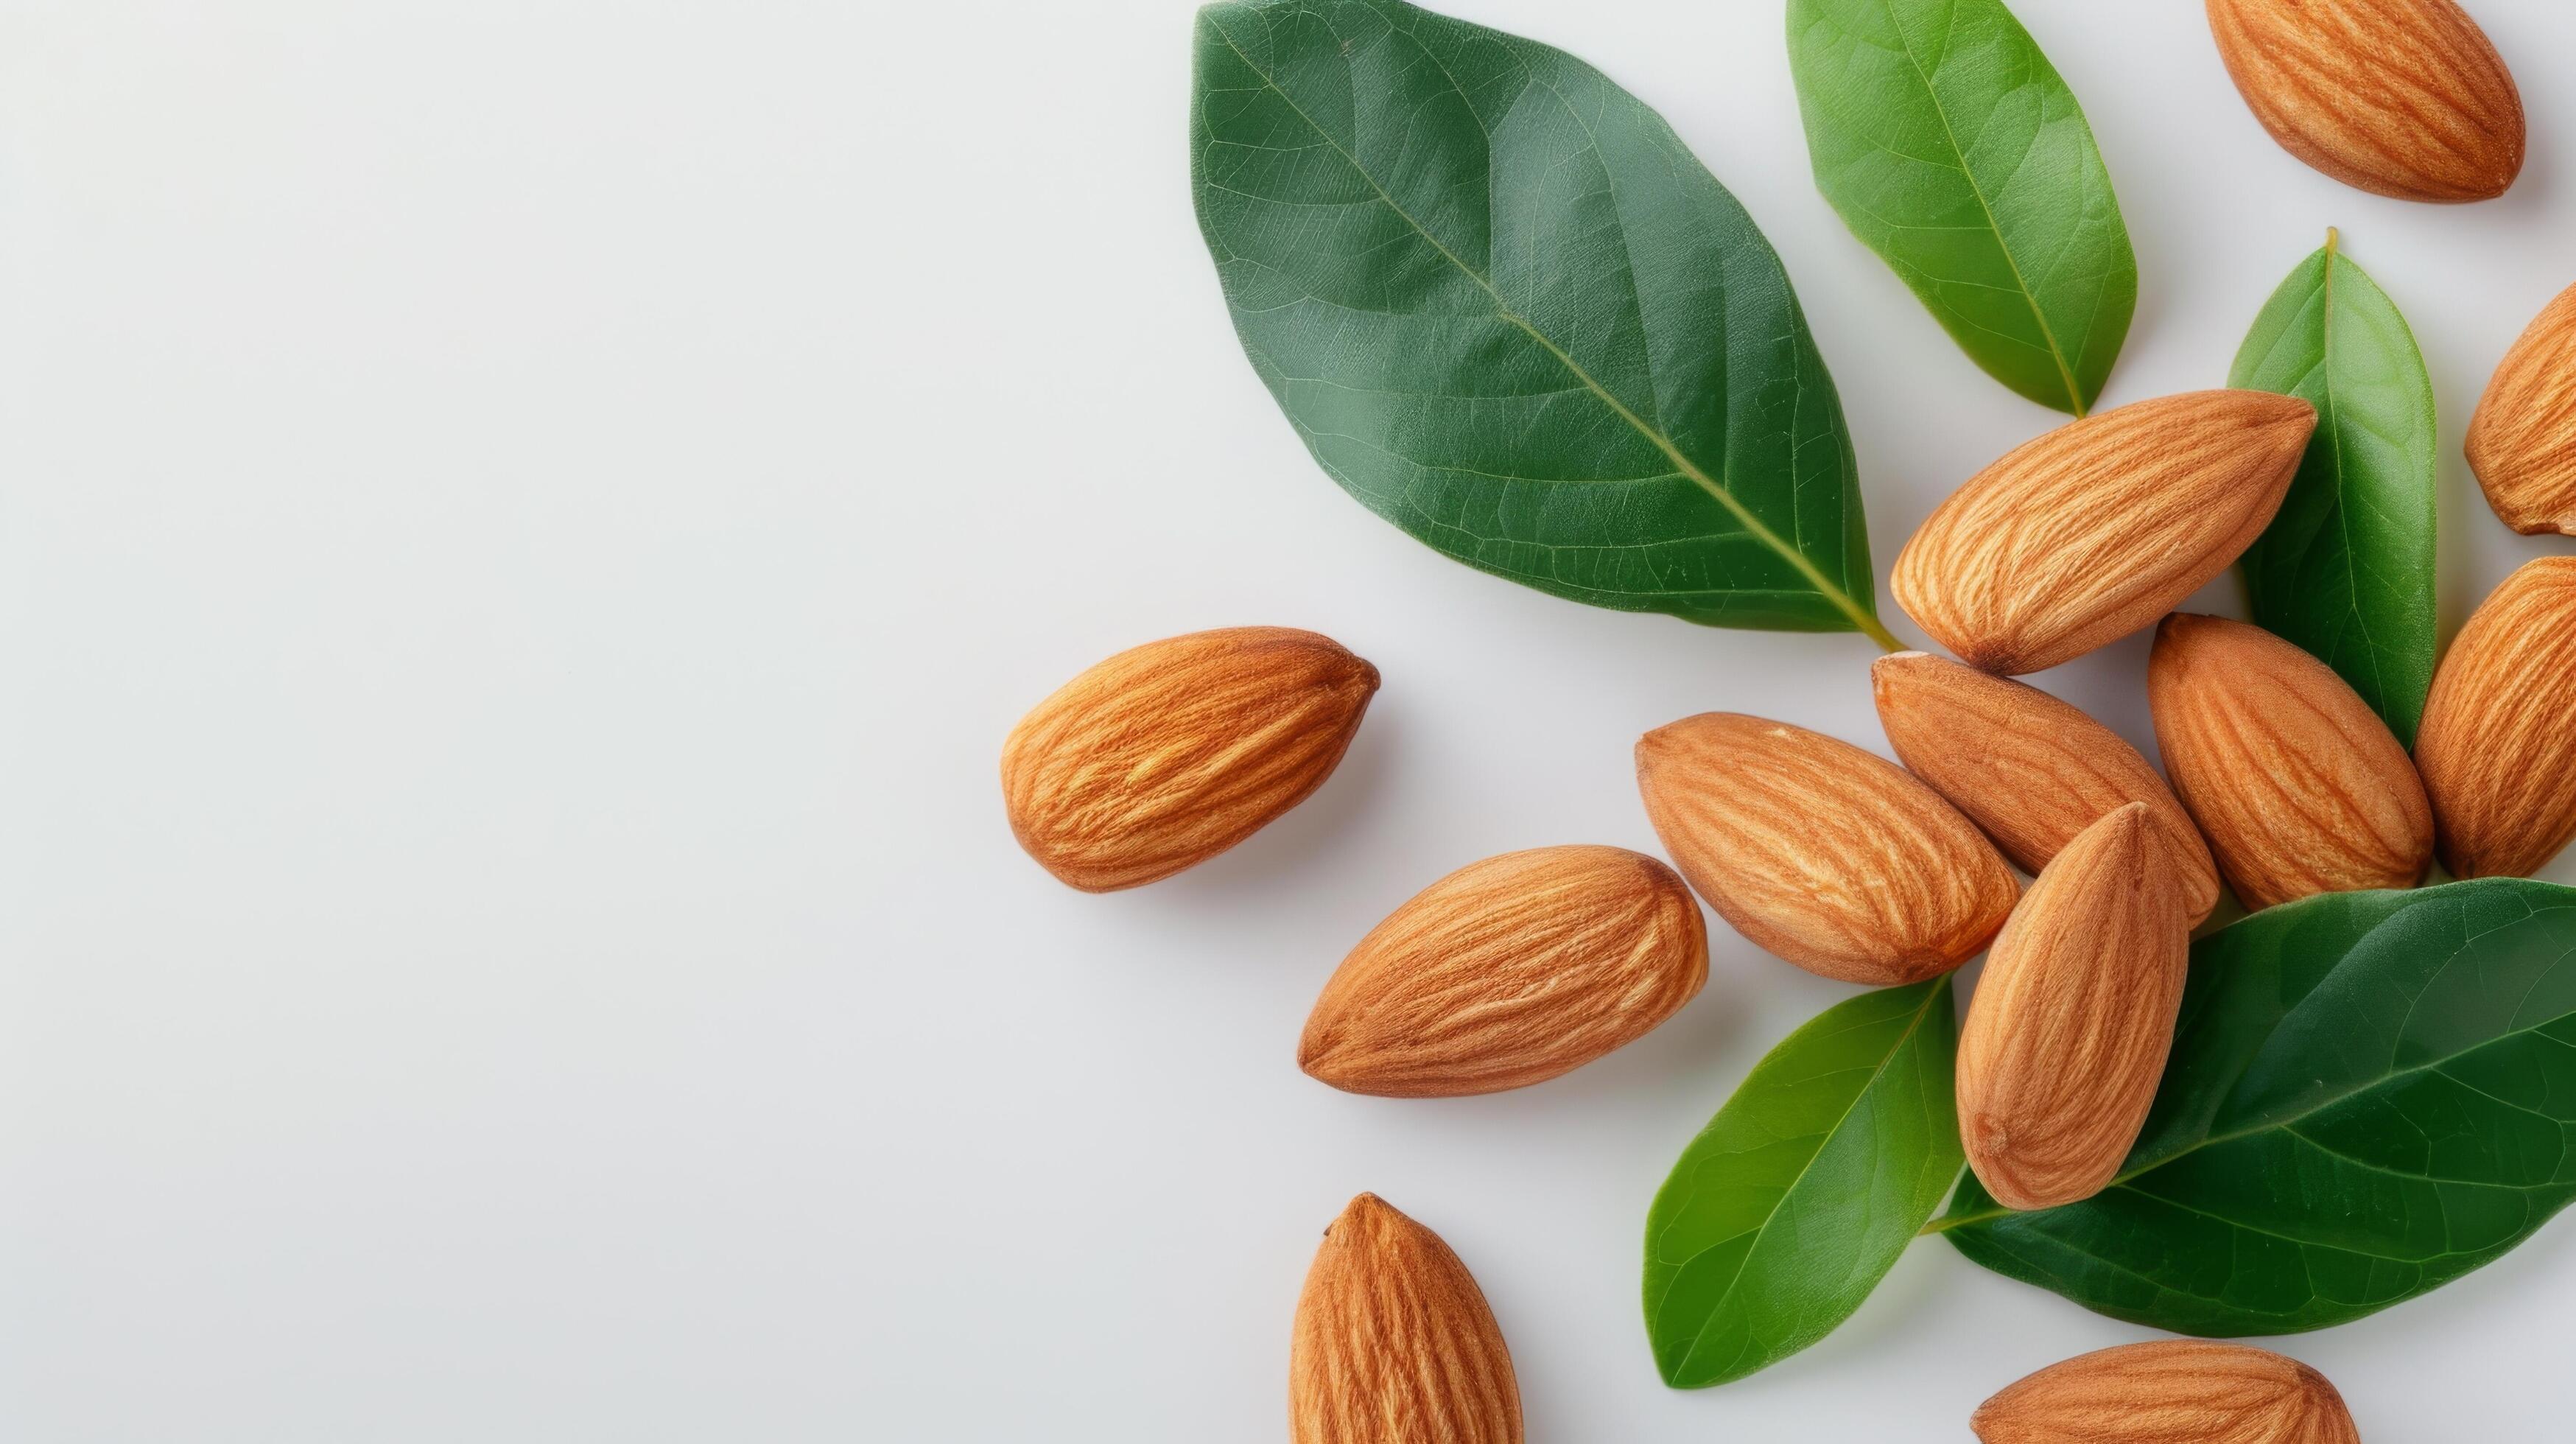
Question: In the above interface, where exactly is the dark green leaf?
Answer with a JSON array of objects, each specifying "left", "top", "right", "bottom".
[
  {"left": 1786, "top": 0, "right": 2135, "bottom": 415},
  {"left": 1190, "top": 0, "right": 1891, "bottom": 642},
  {"left": 1942, "top": 880, "right": 2576, "bottom": 1336},
  {"left": 1644, "top": 978, "right": 1962, "bottom": 1387}
]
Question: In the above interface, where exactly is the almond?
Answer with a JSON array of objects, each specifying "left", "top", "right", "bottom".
[
  {"left": 1892, "top": 391, "right": 2315, "bottom": 675},
  {"left": 1973, "top": 1339, "right": 2360, "bottom": 1444},
  {"left": 2149, "top": 614, "right": 2432, "bottom": 909},
  {"left": 2466, "top": 281, "right": 2576, "bottom": 535},
  {"left": 1636, "top": 713, "right": 2017, "bottom": 986},
  {"left": 1291, "top": 1194, "right": 1521, "bottom": 1444},
  {"left": 1872, "top": 652, "right": 2219, "bottom": 924},
  {"left": 2208, "top": 0, "right": 2524, "bottom": 203},
  {"left": 1000, "top": 627, "right": 1378, "bottom": 891},
  {"left": 2415, "top": 557, "right": 2576, "bottom": 878},
  {"left": 1299, "top": 847, "right": 1706, "bottom": 1097},
  {"left": 1956, "top": 804, "right": 2189, "bottom": 1211}
]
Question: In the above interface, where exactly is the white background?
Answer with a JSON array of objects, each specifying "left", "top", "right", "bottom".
[{"left": 4, "top": 0, "right": 2572, "bottom": 1438}]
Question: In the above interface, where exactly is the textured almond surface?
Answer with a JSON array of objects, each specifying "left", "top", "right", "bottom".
[
  {"left": 1974, "top": 1339, "right": 2361, "bottom": 1444},
  {"left": 1956, "top": 805, "right": 2189, "bottom": 1211},
  {"left": 1000, "top": 627, "right": 1378, "bottom": 891},
  {"left": 1299, "top": 847, "right": 1707, "bottom": 1098},
  {"left": 1892, "top": 391, "right": 2314, "bottom": 675},
  {"left": 2466, "top": 280, "right": 2576, "bottom": 535},
  {"left": 2208, "top": 0, "right": 2524, "bottom": 203},
  {"left": 2417, "top": 557, "right": 2576, "bottom": 878},
  {"left": 1872, "top": 652, "right": 2218, "bottom": 924},
  {"left": 2149, "top": 614, "right": 2432, "bottom": 909},
  {"left": 1291, "top": 1194, "right": 1521, "bottom": 1444},
  {"left": 1636, "top": 712, "right": 2017, "bottom": 986}
]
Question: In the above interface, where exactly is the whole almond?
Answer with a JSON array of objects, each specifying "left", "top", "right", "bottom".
[
  {"left": 1636, "top": 713, "right": 2018, "bottom": 986},
  {"left": 2416, "top": 557, "right": 2576, "bottom": 878},
  {"left": 2149, "top": 614, "right": 2432, "bottom": 909},
  {"left": 2466, "top": 281, "right": 2576, "bottom": 535},
  {"left": 1001, "top": 627, "right": 1378, "bottom": 891},
  {"left": 1974, "top": 1339, "right": 2360, "bottom": 1444},
  {"left": 1892, "top": 391, "right": 2315, "bottom": 675},
  {"left": 1873, "top": 652, "right": 2219, "bottom": 924},
  {"left": 2208, "top": 0, "right": 2524, "bottom": 203},
  {"left": 1291, "top": 1194, "right": 1521, "bottom": 1444},
  {"left": 1299, "top": 847, "right": 1707, "bottom": 1098},
  {"left": 1956, "top": 805, "right": 2189, "bottom": 1211}
]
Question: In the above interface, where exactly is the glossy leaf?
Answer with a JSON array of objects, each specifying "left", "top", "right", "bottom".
[
  {"left": 1942, "top": 880, "right": 2576, "bottom": 1336},
  {"left": 1644, "top": 978, "right": 1961, "bottom": 1387},
  {"left": 2231, "top": 232, "right": 2438, "bottom": 747},
  {"left": 1787, "top": 0, "right": 2135, "bottom": 415},
  {"left": 1191, "top": 0, "right": 1891, "bottom": 641}
]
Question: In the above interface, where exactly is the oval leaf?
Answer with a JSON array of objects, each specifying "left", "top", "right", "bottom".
[
  {"left": 1191, "top": 0, "right": 1890, "bottom": 641},
  {"left": 1644, "top": 978, "right": 1962, "bottom": 1387},
  {"left": 1787, "top": 0, "right": 2136, "bottom": 415},
  {"left": 1942, "top": 879, "right": 2576, "bottom": 1336}
]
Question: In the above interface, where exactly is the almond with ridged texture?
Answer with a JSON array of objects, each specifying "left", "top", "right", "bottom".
[
  {"left": 1973, "top": 1339, "right": 2360, "bottom": 1444},
  {"left": 1299, "top": 847, "right": 1706, "bottom": 1098},
  {"left": 2208, "top": 0, "right": 2524, "bottom": 203},
  {"left": 1872, "top": 652, "right": 2219, "bottom": 924},
  {"left": 2466, "top": 281, "right": 2576, "bottom": 535},
  {"left": 1956, "top": 805, "right": 2189, "bottom": 1211},
  {"left": 1000, "top": 627, "right": 1377, "bottom": 891},
  {"left": 2416, "top": 557, "right": 2576, "bottom": 878},
  {"left": 2149, "top": 614, "right": 2432, "bottom": 909},
  {"left": 1291, "top": 1194, "right": 1520, "bottom": 1444},
  {"left": 1892, "top": 391, "right": 2314, "bottom": 675},
  {"left": 1636, "top": 713, "right": 2017, "bottom": 986}
]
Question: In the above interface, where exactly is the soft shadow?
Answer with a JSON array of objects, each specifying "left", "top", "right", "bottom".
[{"left": 1148, "top": 698, "right": 1405, "bottom": 912}]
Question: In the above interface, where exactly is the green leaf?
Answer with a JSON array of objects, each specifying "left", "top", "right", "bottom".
[
  {"left": 2231, "top": 231, "right": 2438, "bottom": 748},
  {"left": 1644, "top": 978, "right": 1962, "bottom": 1387},
  {"left": 1190, "top": 0, "right": 1892, "bottom": 643},
  {"left": 1786, "top": 0, "right": 2135, "bottom": 416},
  {"left": 1942, "top": 880, "right": 2576, "bottom": 1336}
]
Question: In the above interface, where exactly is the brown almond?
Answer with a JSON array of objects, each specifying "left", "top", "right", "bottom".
[
  {"left": 1872, "top": 652, "right": 2219, "bottom": 924},
  {"left": 2149, "top": 614, "right": 2432, "bottom": 909},
  {"left": 1636, "top": 713, "right": 2018, "bottom": 986},
  {"left": 1956, "top": 805, "right": 2189, "bottom": 1211},
  {"left": 2466, "top": 281, "right": 2576, "bottom": 535},
  {"left": 1291, "top": 1194, "right": 1521, "bottom": 1444},
  {"left": 1000, "top": 627, "right": 1378, "bottom": 891},
  {"left": 2208, "top": 0, "right": 2524, "bottom": 203},
  {"left": 1973, "top": 1339, "right": 2360, "bottom": 1444},
  {"left": 2416, "top": 557, "right": 2576, "bottom": 877},
  {"left": 1892, "top": 391, "right": 2314, "bottom": 675}
]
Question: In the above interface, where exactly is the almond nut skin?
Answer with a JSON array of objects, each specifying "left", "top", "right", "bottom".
[
  {"left": 1872, "top": 652, "right": 2219, "bottom": 925},
  {"left": 2416, "top": 557, "right": 2576, "bottom": 878},
  {"left": 1973, "top": 1339, "right": 2360, "bottom": 1444},
  {"left": 1892, "top": 391, "right": 2315, "bottom": 676},
  {"left": 2466, "top": 281, "right": 2576, "bottom": 535},
  {"left": 2149, "top": 614, "right": 2433, "bottom": 910},
  {"left": 1291, "top": 1194, "right": 1521, "bottom": 1444},
  {"left": 1299, "top": 847, "right": 1707, "bottom": 1098},
  {"left": 1636, "top": 713, "right": 2018, "bottom": 986},
  {"left": 2208, "top": 0, "right": 2524, "bottom": 203},
  {"left": 1000, "top": 627, "right": 1378, "bottom": 891},
  {"left": 1956, "top": 805, "right": 2189, "bottom": 1211}
]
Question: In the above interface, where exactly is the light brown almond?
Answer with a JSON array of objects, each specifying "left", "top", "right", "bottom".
[
  {"left": 1973, "top": 1339, "right": 2360, "bottom": 1444},
  {"left": 2416, "top": 557, "right": 2576, "bottom": 878},
  {"left": 1872, "top": 652, "right": 2219, "bottom": 924},
  {"left": 2466, "top": 281, "right": 2576, "bottom": 535},
  {"left": 2149, "top": 614, "right": 2432, "bottom": 909},
  {"left": 2208, "top": 0, "right": 2524, "bottom": 203},
  {"left": 1000, "top": 627, "right": 1378, "bottom": 891},
  {"left": 1636, "top": 713, "right": 2018, "bottom": 986},
  {"left": 1299, "top": 847, "right": 1706, "bottom": 1098},
  {"left": 1892, "top": 391, "right": 2315, "bottom": 675},
  {"left": 1956, "top": 805, "right": 2189, "bottom": 1211},
  {"left": 1291, "top": 1194, "right": 1521, "bottom": 1444}
]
